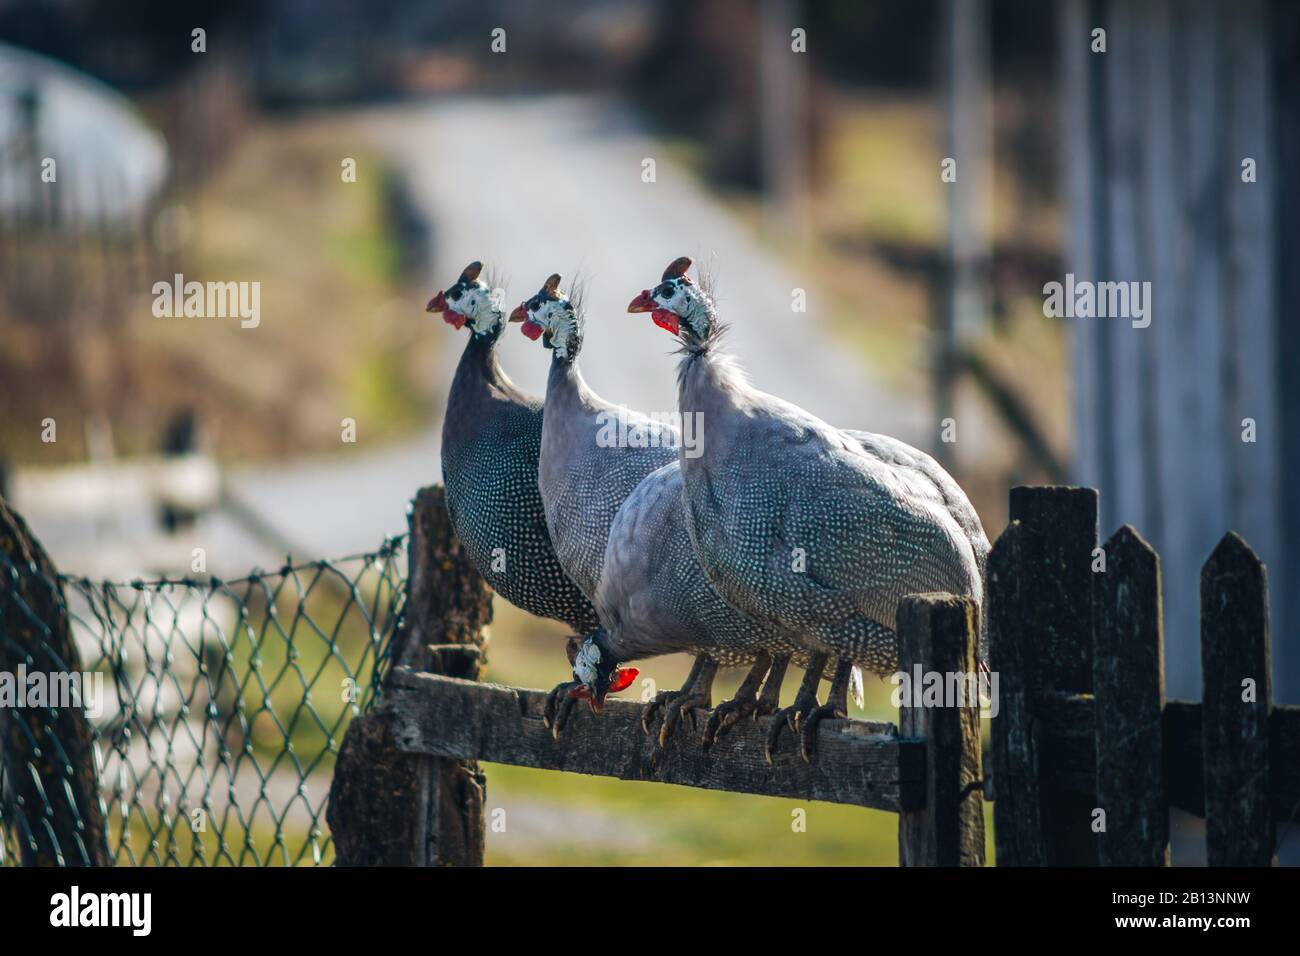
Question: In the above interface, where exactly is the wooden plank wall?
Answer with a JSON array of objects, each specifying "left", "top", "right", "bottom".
[{"left": 1061, "top": 0, "right": 1290, "bottom": 701}]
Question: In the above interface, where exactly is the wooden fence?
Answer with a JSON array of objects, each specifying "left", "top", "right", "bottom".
[
  {"left": 326, "top": 484, "right": 1298, "bottom": 866},
  {"left": 2, "top": 483, "right": 1296, "bottom": 865}
]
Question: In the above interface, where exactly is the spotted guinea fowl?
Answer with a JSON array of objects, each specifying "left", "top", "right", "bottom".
[
  {"left": 427, "top": 261, "right": 598, "bottom": 634},
  {"left": 510, "top": 275, "right": 707, "bottom": 736},
  {"left": 559, "top": 457, "right": 829, "bottom": 750},
  {"left": 629, "top": 256, "right": 990, "bottom": 760}
]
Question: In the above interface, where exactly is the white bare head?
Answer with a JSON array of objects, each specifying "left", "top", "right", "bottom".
[
  {"left": 425, "top": 260, "right": 506, "bottom": 338},
  {"left": 627, "top": 256, "right": 715, "bottom": 343},
  {"left": 511, "top": 273, "right": 583, "bottom": 362},
  {"left": 563, "top": 632, "right": 638, "bottom": 715}
]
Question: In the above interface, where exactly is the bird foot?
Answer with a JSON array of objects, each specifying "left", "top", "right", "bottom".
[
  {"left": 798, "top": 704, "right": 846, "bottom": 762},
  {"left": 646, "top": 691, "right": 711, "bottom": 750},
  {"left": 764, "top": 691, "right": 820, "bottom": 765},
  {"left": 542, "top": 680, "right": 583, "bottom": 739},
  {"left": 639, "top": 689, "right": 676, "bottom": 735},
  {"left": 701, "top": 693, "right": 760, "bottom": 749}
]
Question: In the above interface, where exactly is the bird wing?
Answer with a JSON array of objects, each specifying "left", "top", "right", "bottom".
[
  {"left": 780, "top": 431, "right": 983, "bottom": 624},
  {"left": 840, "top": 429, "right": 989, "bottom": 558}
]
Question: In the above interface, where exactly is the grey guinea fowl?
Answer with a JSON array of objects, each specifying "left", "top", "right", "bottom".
[
  {"left": 510, "top": 275, "right": 703, "bottom": 737},
  {"left": 629, "top": 256, "right": 991, "bottom": 761},
  {"left": 428, "top": 261, "right": 598, "bottom": 634},
  {"left": 586, "top": 458, "right": 833, "bottom": 750}
]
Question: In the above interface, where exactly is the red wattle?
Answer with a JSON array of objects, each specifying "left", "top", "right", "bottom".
[
  {"left": 443, "top": 312, "right": 466, "bottom": 330},
  {"left": 651, "top": 309, "right": 679, "bottom": 335},
  {"left": 607, "top": 667, "right": 639, "bottom": 693},
  {"left": 521, "top": 318, "right": 544, "bottom": 340}
]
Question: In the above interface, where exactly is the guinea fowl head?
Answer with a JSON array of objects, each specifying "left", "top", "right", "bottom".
[
  {"left": 565, "top": 633, "right": 638, "bottom": 715},
  {"left": 627, "top": 255, "right": 716, "bottom": 346},
  {"left": 426, "top": 260, "right": 507, "bottom": 338},
  {"left": 511, "top": 273, "right": 584, "bottom": 362}
]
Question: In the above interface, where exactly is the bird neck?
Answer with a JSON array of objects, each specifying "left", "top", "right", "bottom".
[
  {"left": 546, "top": 352, "right": 600, "bottom": 412},
  {"left": 450, "top": 328, "right": 522, "bottom": 408},
  {"left": 678, "top": 345, "right": 746, "bottom": 417}
]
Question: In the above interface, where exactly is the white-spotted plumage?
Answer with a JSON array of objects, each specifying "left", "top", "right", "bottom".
[{"left": 436, "top": 263, "right": 599, "bottom": 633}]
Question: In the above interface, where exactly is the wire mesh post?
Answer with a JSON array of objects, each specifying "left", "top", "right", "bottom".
[
  {"left": 0, "top": 498, "right": 109, "bottom": 866},
  {"left": 328, "top": 485, "right": 492, "bottom": 866}
]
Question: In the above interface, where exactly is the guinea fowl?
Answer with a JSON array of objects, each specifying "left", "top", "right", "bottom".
[
  {"left": 628, "top": 256, "right": 990, "bottom": 760},
  {"left": 509, "top": 275, "right": 711, "bottom": 738},
  {"left": 427, "top": 261, "right": 598, "bottom": 635},
  {"left": 516, "top": 277, "right": 825, "bottom": 748},
  {"left": 571, "top": 456, "right": 827, "bottom": 749}
]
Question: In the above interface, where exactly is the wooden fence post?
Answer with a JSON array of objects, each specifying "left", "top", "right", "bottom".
[
  {"left": 1093, "top": 525, "right": 1168, "bottom": 865},
  {"left": 992, "top": 486, "right": 1099, "bottom": 865},
  {"left": 328, "top": 485, "right": 492, "bottom": 866},
  {"left": 989, "top": 521, "right": 1045, "bottom": 865},
  {"left": 0, "top": 497, "right": 110, "bottom": 866},
  {"left": 898, "top": 593, "right": 984, "bottom": 866},
  {"left": 1201, "top": 532, "right": 1275, "bottom": 866}
]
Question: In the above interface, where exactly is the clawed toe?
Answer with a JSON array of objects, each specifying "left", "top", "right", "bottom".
[
  {"left": 640, "top": 691, "right": 674, "bottom": 735},
  {"left": 798, "top": 705, "right": 845, "bottom": 762},
  {"left": 764, "top": 696, "right": 818, "bottom": 764},
  {"left": 642, "top": 683, "right": 712, "bottom": 745},
  {"left": 543, "top": 680, "right": 582, "bottom": 739},
  {"left": 657, "top": 694, "right": 709, "bottom": 749},
  {"left": 701, "top": 695, "right": 756, "bottom": 749},
  {"left": 763, "top": 706, "right": 791, "bottom": 764}
]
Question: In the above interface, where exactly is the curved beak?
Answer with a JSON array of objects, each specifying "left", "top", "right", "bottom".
[
  {"left": 508, "top": 303, "right": 527, "bottom": 323},
  {"left": 627, "top": 290, "right": 656, "bottom": 313},
  {"left": 427, "top": 290, "right": 465, "bottom": 329}
]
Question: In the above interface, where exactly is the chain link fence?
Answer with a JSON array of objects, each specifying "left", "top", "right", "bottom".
[{"left": 0, "top": 535, "right": 407, "bottom": 866}]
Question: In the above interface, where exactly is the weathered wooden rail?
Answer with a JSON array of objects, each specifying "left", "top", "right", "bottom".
[{"left": 385, "top": 667, "right": 925, "bottom": 813}]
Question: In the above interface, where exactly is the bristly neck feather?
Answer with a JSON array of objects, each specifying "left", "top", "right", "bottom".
[{"left": 675, "top": 296, "right": 737, "bottom": 395}]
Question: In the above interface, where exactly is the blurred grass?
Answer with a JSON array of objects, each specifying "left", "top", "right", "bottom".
[{"left": 107, "top": 806, "right": 331, "bottom": 867}]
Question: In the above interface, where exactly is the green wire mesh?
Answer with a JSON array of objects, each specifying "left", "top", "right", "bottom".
[{"left": 1, "top": 537, "right": 407, "bottom": 866}]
